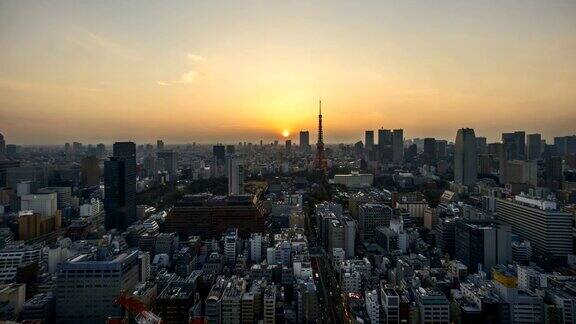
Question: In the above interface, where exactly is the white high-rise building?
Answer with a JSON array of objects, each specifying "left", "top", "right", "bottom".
[
  {"left": 20, "top": 193, "right": 57, "bottom": 217},
  {"left": 381, "top": 286, "right": 400, "bottom": 324},
  {"left": 365, "top": 290, "right": 380, "bottom": 324},
  {"left": 227, "top": 157, "right": 245, "bottom": 195},
  {"left": 224, "top": 228, "right": 239, "bottom": 265},
  {"left": 496, "top": 195, "right": 572, "bottom": 256},
  {"left": 454, "top": 128, "right": 477, "bottom": 187},
  {"left": 249, "top": 233, "right": 262, "bottom": 263}
]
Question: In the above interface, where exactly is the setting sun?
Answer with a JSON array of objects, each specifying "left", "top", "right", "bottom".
[{"left": 282, "top": 130, "right": 290, "bottom": 138}]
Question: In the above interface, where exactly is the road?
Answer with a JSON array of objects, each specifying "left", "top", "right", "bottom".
[
  {"left": 306, "top": 204, "right": 344, "bottom": 323},
  {"left": 311, "top": 256, "right": 339, "bottom": 323}
]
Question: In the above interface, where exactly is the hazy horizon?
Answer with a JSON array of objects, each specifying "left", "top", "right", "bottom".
[{"left": 1, "top": 0, "right": 575, "bottom": 145}]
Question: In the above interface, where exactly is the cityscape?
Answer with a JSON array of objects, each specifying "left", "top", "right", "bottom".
[{"left": 1, "top": 1, "right": 576, "bottom": 324}]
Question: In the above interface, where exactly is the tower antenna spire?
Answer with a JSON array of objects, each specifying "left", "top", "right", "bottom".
[{"left": 314, "top": 98, "right": 327, "bottom": 171}]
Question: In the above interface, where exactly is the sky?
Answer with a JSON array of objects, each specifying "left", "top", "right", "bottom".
[{"left": 0, "top": 0, "right": 575, "bottom": 145}]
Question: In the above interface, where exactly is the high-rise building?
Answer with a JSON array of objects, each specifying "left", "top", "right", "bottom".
[
  {"left": 299, "top": 131, "right": 310, "bottom": 151},
  {"left": 502, "top": 131, "right": 526, "bottom": 161},
  {"left": 0, "top": 160, "right": 20, "bottom": 187},
  {"left": 297, "top": 281, "right": 319, "bottom": 323},
  {"left": 222, "top": 277, "right": 245, "bottom": 323},
  {"left": 436, "top": 140, "right": 448, "bottom": 160},
  {"left": 80, "top": 156, "right": 100, "bottom": 187},
  {"left": 223, "top": 228, "right": 238, "bottom": 265},
  {"left": 17, "top": 211, "right": 41, "bottom": 241},
  {"left": 227, "top": 157, "right": 244, "bottom": 195},
  {"left": 285, "top": 139, "right": 292, "bottom": 153},
  {"left": 38, "top": 187, "right": 72, "bottom": 210},
  {"left": 526, "top": 133, "right": 542, "bottom": 160},
  {"left": 378, "top": 129, "right": 392, "bottom": 147},
  {"left": 328, "top": 219, "right": 345, "bottom": 252},
  {"left": 504, "top": 160, "right": 537, "bottom": 186},
  {"left": 213, "top": 145, "right": 226, "bottom": 164},
  {"left": 55, "top": 251, "right": 139, "bottom": 323},
  {"left": 392, "top": 129, "right": 404, "bottom": 163},
  {"left": 105, "top": 158, "right": 130, "bottom": 231},
  {"left": 156, "top": 281, "right": 195, "bottom": 323},
  {"left": 143, "top": 155, "right": 158, "bottom": 178},
  {"left": 365, "top": 131, "right": 374, "bottom": 150},
  {"left": 423, "top": 138, "right": 437, "bottom": 165},
  {"left": 545, "top": 156, "right": 563, "bottom": 189},
  {"left": 0, "top": 133, "right": 5, "bottom": 159},
  {"left": 263, "top": 284, "right": 276, "bottom": 324},
  {"left": 104, "top": 142, "right": 137, "bottom": 231},
  {"left": 165, "top": 194, "right": 265, "bottom": 239},
  {"left": 415, "top": 288, "right": 450, "bottom": 324},
  {"left": 96, "top": 143, "right": 106, "bottom": 158},
  {"left": 21, "top": 193, "right": 57, "bottom": 217},
  {"left": 380, "top": 286, "right": 400, "bottom": 324},
  {"left": 454, "top": 219, "right": 511, "bottom": 273},
  {"left": 157, "top": 150, "right": 178, "bottom": 176},
  {"left": 496, "top": 194, "right": 572, "bottom": 256},
  {"left": 476, "top": 136, "right": 488, "bottom": 154},
  {"left": 156, "top": 139, "right": 164, "bottom": 151},
  {"left": 554, "top": 135, "right": 576, "bottom": 155},
  {"left": 454, "top": 128, "right": 478, "bottom": 187},
  {"left": 358, "top": 204, "right": 392, "bottom": 242},
  {"left": 206, "top": 277, "right": 226, "bottom": 324}
]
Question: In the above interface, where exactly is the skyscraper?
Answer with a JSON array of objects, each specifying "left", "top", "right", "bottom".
[
  {"left": 80, "top": 156, "right": 100, "bottom": 187},
  {"left": 454, "top": 128, "right": 477, "bottom": 187},
  {"left": 0, "top": 133, "right": 5, "bottom": 160},
  {"left": 502, "top": 131, "right": 526, "bottom": 160},
  {"left": 423, "top": 138, "right": 437, "bottom": 165},
  {"left": 213, "top": 145, "right": 226, "bottom": 164},
  {"left": 314, "top": 99, "right": 327, "bottom": 171},
  {"left": 156, "top": 139, "right": 164, "bottom": 151},
  {"left": 227, "top": 157, "right": 245, "bottom": 195},
  {"left": 299, "top": 130, "right": 310, "bottom": 151},
  {"left": 527, "top": 133, "right": 542, "bottom": 160},
  {"left": 476, "top": 136, "right": 488, "bottom": 154},
  {"left": 377, "top": 129, "right": 392, "bottom": 148},
  {"left": 392, "top": 129, "right": 404, "bottom": 163},
  {"left": 157, "top": 150, "right": 178, "bottom": 176},
  {"left": 455, "top": 219, "right": 511, "bottom": 273},
  {"left": 104, "top": 142, "right": 136, "bottom": 231},
  {"left": 377, "top": 129, "right": 393, "bottom": 162},
  {"left": 365, "top": 131, "right": 374, "bottom": 150}
]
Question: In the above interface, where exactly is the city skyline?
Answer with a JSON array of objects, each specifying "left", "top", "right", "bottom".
[{"left": 1, "top": 1, "right": 576, "bottom": 144}]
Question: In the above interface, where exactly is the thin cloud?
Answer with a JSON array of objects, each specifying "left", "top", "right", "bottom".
[
  {"left": 157, "top": 70, "right": 199, "bottom": 86},
  {"left": 187, "top": 53, "right": 206, "bottom": 62},
  {"left": 177, "top": 70, "right": 199, "bottom": 84},
  {"left": 70, "top": 30, "right": 143, "bottom": 61},
  {"left": 157, "top": 53, "right": 205, "bottom": 86}
]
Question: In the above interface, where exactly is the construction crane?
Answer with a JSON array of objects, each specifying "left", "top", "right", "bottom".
[{"left": 111, "top": 290, "right": 163, "bottom": 324}]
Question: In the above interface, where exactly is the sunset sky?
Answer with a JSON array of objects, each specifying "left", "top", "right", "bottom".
[{"left": 1, "top": 0, "right": 575, "bottom": 144}]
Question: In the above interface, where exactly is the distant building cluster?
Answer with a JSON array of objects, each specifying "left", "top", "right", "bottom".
[{"left": 1, "top": 126, "right": 576, "bottom": 323}]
